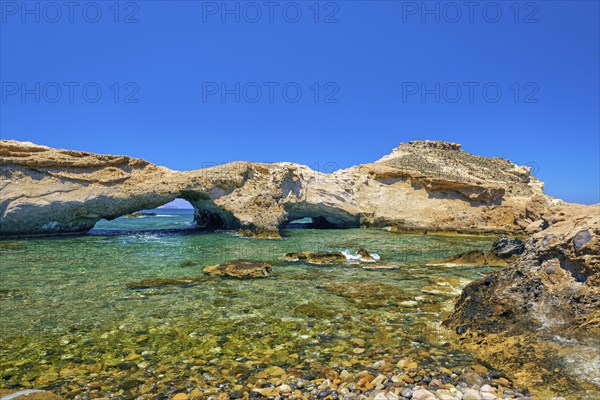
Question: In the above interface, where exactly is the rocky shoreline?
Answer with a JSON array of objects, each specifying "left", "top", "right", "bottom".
[
  {"left": 0, "top": 359, "right": 569, "bottom": 400},
  {"left": 1, "top": 140, "right": 597, "bottom": 400},
  {"left": 444, "top": 203, "right": 599, "bottom": 398}
]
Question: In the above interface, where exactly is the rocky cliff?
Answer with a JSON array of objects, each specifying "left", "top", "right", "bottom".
[
  {"left": 444, "top": 203, "right": 600, "bottom": 398},
  {"left": 0, "top": 140, "right": 551, "bottom": 238}
]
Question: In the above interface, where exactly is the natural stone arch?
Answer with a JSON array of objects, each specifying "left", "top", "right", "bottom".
[
  {"left": 0, "top": 140, "right": 550, "bottom": 239},
  {"left": 179, "top": 190, "right": 241, "bottom": 230},
  {"left": 282, "top": 202, "right": 360, "bottom": 229}
]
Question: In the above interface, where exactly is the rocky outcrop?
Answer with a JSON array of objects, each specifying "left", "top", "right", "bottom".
[
  {"left": 427, "top": 237, "right": 525, "bottom": 267},
  {"left": 282, "top": 248, "right": 380, "bottom": 265},
  {"left": 203, "top": 259, "right": 273, "bottom": 278},
  {"left": 490, "top": 236, "right": 525, "bottom": 258},
  {"left": 444, "top": 204, "right": 600, "bottom": 397},
  {"left": 0, "top": 140, "right": 552, "bottom": 238},
  {"left": 427, "top": 250, "right": 506, "bottom": 267},
  {"left": 282, "top": 251, "right": 348, "bottom": 265}
]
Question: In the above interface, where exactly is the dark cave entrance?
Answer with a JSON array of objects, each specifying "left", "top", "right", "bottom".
[{"left": 283, "top": 216, "right": 343, "bottom": 229}]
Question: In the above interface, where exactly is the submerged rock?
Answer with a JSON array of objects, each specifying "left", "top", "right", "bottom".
[
  {"left": 427, "top": 250, "right": 507, "bottom": 267},
  {"left": 324, "top": 281, "right": 409, "bottom": 309},
  {"left": 292, "top": 303, "right": 336, "bottom": 318},
  {"left": 444, "top": 203, "right": 600, "bottom": 395},
  {"left": 427, "top": 250, "right": 488, "bottom": 266},
  {"left": 203, "top": 259, "right": 273, "bottom": 278},
  {"left": 282, "top": 251, "right": 347, "bottom": 265},
  {"left": 283, "top": 248, "right": 379, "bottom": 265},
  {"left": 0, "top": 390, "right": 63, "bottom": 400},
  {"left": 428, "top": 236, "right": 525, "bottom": 266},
  {"left": 126, "top": 276, "right": 209, "bottom": 289}
]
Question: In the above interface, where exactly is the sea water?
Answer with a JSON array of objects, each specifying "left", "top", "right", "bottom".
[{"left": 0, "top": 210, "right": 505, "bottom": 397}]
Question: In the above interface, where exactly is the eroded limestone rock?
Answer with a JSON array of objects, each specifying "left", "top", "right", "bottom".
[{"left": 0, "top": 140, "right": 552, "bottom": 238}]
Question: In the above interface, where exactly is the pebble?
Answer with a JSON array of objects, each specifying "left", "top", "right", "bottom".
[
  {"left": 412, "top": 388, "right": 436, "bottom": 400},
  {"left": 463, "top": 389, "right": 482, "bottom": 400},
  {"left": 373, "top": 393, "right": 388, "bottom": 400},
  {"left": 340, "top": 370, "right": 355, "bottom": 383},
  {"left": 279, "top": 384, "right": 292, "bottom": 394},
  {"left": 480, "top": 384, "right": 494, "bottom": 392},
  {"left": 371, "top": 374, "right": 387, "bottom": 386}
]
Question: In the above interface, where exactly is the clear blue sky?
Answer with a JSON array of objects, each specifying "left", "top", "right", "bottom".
[{"left": 1, "top": 1, "right": 598, "bottom": 204}]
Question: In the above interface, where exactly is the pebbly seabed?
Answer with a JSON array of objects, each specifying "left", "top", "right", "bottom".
[{"left": 0, "top": 211, "right": 590, "bottom": 400}]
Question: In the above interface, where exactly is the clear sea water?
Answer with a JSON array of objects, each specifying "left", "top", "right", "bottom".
[{"left": 0, "top": 210, "right": 510, "bottom": 398}]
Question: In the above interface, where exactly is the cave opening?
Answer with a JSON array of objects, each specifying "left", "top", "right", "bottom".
[
  {"left": 90, "top": 198, "right": 196, "bottom": 234},
  {"left": 283, "top": 216, "right": 340, "bottom": 229}
]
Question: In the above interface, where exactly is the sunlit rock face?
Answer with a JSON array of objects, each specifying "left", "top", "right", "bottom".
[
  {"left": 0, "top": 139, "right": 551, "bottom": 238},
  {"left": 445, "top": 203, "right": 600, "bottom": 394}
]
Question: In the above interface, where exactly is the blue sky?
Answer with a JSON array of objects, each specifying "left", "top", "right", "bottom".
[{"left": 1, "top": 0, "right": 599, "bottom": 204}]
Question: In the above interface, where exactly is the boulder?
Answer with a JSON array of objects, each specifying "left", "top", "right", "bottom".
[
  {"left": 444, "top": 203, "right": 600, "bottom": 395},
  {"left": 490, "top": 236, "right": 525, "bottom": 259},
  {"left": 427, "top": 249, "right": 507, "bottom": 267},
  {"left": 357, "top": 247, "right": 377, "bottom": 262},
  {"left": 203, "top": 259, "right": 273, "bottom": 278},
  {"left": 282, "top": 251, "right": 347, "bottom": 265}
]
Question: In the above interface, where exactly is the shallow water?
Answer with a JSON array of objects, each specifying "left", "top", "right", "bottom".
[{"left": 0, "top": 211, "right": 504, "bottom": 398}]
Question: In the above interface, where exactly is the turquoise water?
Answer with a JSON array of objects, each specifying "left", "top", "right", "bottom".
[{"left": 0, "top": 211, "right": 500, "bottom": 398}]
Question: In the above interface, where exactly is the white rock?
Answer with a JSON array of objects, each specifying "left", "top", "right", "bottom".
[
  {"left": 462, "top": 389, "right": 482, "bottom": 400},
  {"left": 411, "top": 389, "right": 436, "bottom": 400},
  {"left": 371, "top": 374, "right": 387, "bottom": 386},
  {"left": 480, "top": 384, "right": 495, "bottom": 392},
  {"left": 278, "top": 384, "right": 292, "bottom": 394},
  {"left": 438, "top": 395, "right": 459, "bottom": 400},
  {"left": 385, "top": 392, "right": 399, "bottom": 400}
]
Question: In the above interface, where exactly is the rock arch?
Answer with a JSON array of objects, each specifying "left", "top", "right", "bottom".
[
  {"left": 282, "top": 202, "right": 360, "bottom": 229},
  {"left": 0, "top": 140, "right": 550, "bottom": 239}
]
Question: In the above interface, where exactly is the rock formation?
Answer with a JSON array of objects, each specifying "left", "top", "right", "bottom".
[
  {"left": 0, "top": 140, "right": 553, "bottom": 238},
  {"left": 203, "top": 259, "right": 273, "bottom": 278},
  {"left": 427, "top": 237, "right": 525, "bottom": 267},
  {"left": 444, "top": 203, "right": 600, "bottom": 397},
  {"left": 282, "top": 251, "right": 349, "bottom": 265}
]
